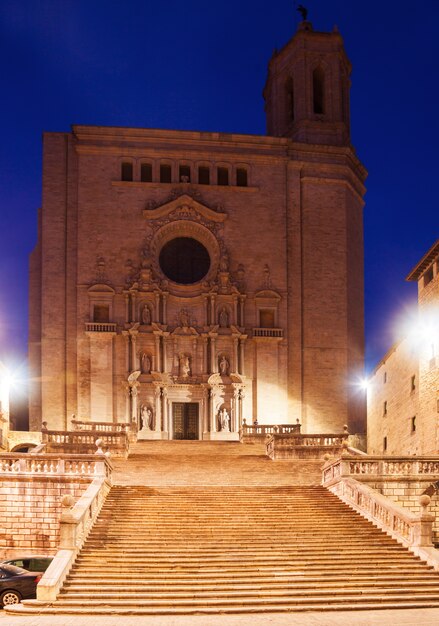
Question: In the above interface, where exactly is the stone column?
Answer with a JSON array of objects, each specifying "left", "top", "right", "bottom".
[
  {"left": 210, "top": 296, "right": 216, "bottom": 325},
  {"left": 132, "top": 293, "right": 137, "bottom": 323},
  {"left": 204, "top": 297, "right": 209, "bottom": 325},
  {"left": 130, "top": 332, "right": 138, "bottom": 371},
  {"left": 233, "top": 338, "right": 239, "bottom": 373},
  {"left": 131, "top": 381, "right": 140, "bottom": 423},
  {"left": 154, "top": 387, "right": 161, "bottom": 433},
  {"left": 209, "top": 390, "right": 217, "bottom": 433},
  {"left": 124, "top": 293, "right": 129, "bottom": 324},
  {"left": 210, "top": 338, "right": 217, "bottom": 373},
  {"left": 162, "top": 336, "right": 168, "bottom": 373},
  {"left": 162, "top": 294, "right": 168, "bottom": 325},
  {"left": 233, "top": 296, "right": 238, "bottom": 325},
  {"left": 155, "top": 335, "right": 161, "bottom": 372},
  {"left": 155, "top": 293, "right": 160, "bottom": 323},
  {"left": 162, "top": 388, "right": 168, "bottom": 434},
  {"left": 239, "top": 297, "right": 245, "bottom": 327},
  {"left": 202, "top": 337, "right": 208, "bottom": 374},
  {"left": 239, "top": 338, "right": 245, "bottom": 376}
]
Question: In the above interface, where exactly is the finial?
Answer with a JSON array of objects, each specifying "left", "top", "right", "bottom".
[{"left": 297, "top": 4, "right": 308, "bottom": 21}]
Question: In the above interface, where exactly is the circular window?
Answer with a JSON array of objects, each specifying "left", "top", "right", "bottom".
[{"left": 159, "top": 237, "right": 211, "bottom": 284}]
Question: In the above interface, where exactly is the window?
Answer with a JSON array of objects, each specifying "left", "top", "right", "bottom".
[
  {"left": 236, "top": 168, "right": 248, "bottom": 187},
  {"left": 424, "top": 266, "right": 434, "bottom": 287},
  {"left": 259, "top": 309, "right": 275, "bottom": 328},
  {"left": 383, "top": 371, "right": 387, "bottom": 383},
  {"left": 411, "top": 416, "right": 416, "bottom": 433},
  {"left": 217, "top": 167, "right": 229, "bottom": 186},
  {"left": 285, "top": 77, "right": 295, "bottom": 122},
  {"left": 410, "top": 375, "right": 416, "bottom": 392},
  {"left": 313, "top": 67, "right": 325, "bottom": 115},
  {"left": 93, "top": 305, "right": 109, "bottom": 323},
  {"left": 160, "top": 164, "right": 172, "bottom": 183},
  {"left": 121, "top": 162, "right": 133, "bottom": 181},
  {"left": 198, "top": 166, "right": 210, "bottom": 185},
  {"left": 179, "top": 165, "right": 191, "bottom": 183},
  {"left": 140, "top": 163, "right": 152, "bottom": 182},
  {"left": 383, "top": 401, "right": 387, "bottom": 416},
  {"left": 383, "top": 436, "right": 387, "bottom": 452}
]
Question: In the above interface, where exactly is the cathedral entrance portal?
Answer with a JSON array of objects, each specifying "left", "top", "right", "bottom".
[{"left": 172, "top": 402, "right": 199, "bottom": 440}]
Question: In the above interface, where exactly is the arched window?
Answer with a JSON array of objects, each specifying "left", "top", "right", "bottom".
[
  {"left": 313, "top": 67, "right": 325, "bottom": 115},
  {"left": 285, "top": 77, "right": 295, "bottom": 122}
]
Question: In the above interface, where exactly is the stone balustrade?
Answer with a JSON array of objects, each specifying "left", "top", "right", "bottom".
[
  {"left": 240, "top": 421, "right": 301, "bottom": 443},
  {"left": 37, "top": 474, "right": 111, "bottom": 602},
  {"left": 323, "top": 456, "right": 439, "bottom": 484},
  {"left": 42, "top": 430, "right": 129, "bottom": 458},
  {"left": 0, "top": 453, "right": 111, "bottom": 478},
  {"left": 84, "top": 322, "right": 117, "bottom": 333},
  {"left": 326, "top": 476, "right": 437, "bottom": 559},
  {"left": 71, "top": 419, "right": 134, "bottom": 433},
  {"left": 252, "top": 328, "right": 284, "bottom": 338},
  {"left": 266, "top": 432, "right": 347, "bottom": 460}
]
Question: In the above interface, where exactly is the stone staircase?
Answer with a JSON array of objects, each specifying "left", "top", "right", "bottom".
[{"left": 11, "top": 441, "right": 439, "bottom": 614}]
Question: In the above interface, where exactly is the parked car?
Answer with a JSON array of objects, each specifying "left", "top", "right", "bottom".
[
  {"left": 0, "top": 564, "right": 42, "bottom": 606},
  {"left": 1, "top": 556, "right": 52, "bottom": 573}
]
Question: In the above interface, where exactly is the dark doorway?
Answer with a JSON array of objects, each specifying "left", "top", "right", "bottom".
[{"left": 172, "top": 403, "right": 199, "bottom": 440}]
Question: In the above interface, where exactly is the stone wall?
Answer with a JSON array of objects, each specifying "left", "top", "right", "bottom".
[{"left": 0, "top": 475, "right": 90, "bottom": 557}]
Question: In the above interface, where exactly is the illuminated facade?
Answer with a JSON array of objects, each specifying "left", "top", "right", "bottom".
[
  {"left": 367, "top": 240, "right": 439, "bottom": 454},
  {"left": 29, "top": 20, "right": 366, "bottom": 438}
]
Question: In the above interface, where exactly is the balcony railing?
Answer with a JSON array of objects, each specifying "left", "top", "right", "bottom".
[
  {"left": 85, "top": 322, "right": 117, "bottom": 333},
  {"left": 253, "top": 328, "right": 283, "bottom": 338}
]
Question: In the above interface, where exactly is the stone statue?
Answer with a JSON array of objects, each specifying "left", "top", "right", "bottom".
[
  {"left": 141, "top": 353, "right": 151, "bottom": 374},
  {"left": 141, "top": 405, "right": 152, "bottom": 431},
  {"left": 219, "top": 408, "right": 230, "bottom": 432},
  {"left": 179, "top": 309, "right": 190, "bottom": 328},
  {"left": 141, "top": 305, "right": 151, "bottom": 325},
  {"left": 297, "top": 4, "right": 308, "bottom": 21},
  {"left": 219, "top": 355, "right": 229, "bottom": 376},
  {"left": 219, "top": 253, "right": 229, "bottom": 272},
  {"left": 219, "top": 307, "right": 229, "bottom": 328},
  {"left": 179, "top": 354, "right": 191, "bottom": 378}
]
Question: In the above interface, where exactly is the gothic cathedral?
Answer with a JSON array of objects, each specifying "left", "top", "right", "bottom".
[{"left": 29, "top": 19, "right": 367, "bottom": 439}]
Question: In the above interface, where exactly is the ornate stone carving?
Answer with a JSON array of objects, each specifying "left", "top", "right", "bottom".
[
  {"left": 218, "top": 307, "right": 229, "bottom": 328},
  {"left": 219, "top": 355, "right": 229, "bottom": 376},
  {"left": 219, "top": 407, "right": 230, "bottom": 432},
  {"left": 140, "top": 352, "right": 151, "bottom": 374},
  {"left": 179, "top": 354, "right": 191, "bottom": 378},
  {"left": 141, "top": 305, "right": 152, "bottom": 325},
  {"left": 140, "top": 405, "right": 153, "bottom": 431}
]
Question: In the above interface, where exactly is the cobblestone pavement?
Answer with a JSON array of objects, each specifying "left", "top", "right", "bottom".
[{"left": 2, "top": 608, "right": 439, "bottom": 625}]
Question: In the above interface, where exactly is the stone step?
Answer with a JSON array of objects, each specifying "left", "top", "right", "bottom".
[{"left": 10, "top": 601, "right": 439, "bottom": 616}]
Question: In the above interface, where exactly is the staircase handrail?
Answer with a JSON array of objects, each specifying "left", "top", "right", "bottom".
[
  {"left": 36, "top": 473, "right": 111, "bottom": 602},
  {"left": 323, "top": 455, "right": 439, "bottom": 483},
  {"left": 71, "top": 419, "right": 133, "bottom": 433},
  {"left": 326, "top": 475, "right": 435, "bottom": 550},
  {"left": 0, "top": 453, "right": 112, "bottom": 478}
]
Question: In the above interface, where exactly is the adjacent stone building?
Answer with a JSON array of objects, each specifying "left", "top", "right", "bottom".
[
  {"left": 367, "top": 240, "right": 439, "bottom": 454},
  {"left": 29, "top": 20, "right": 367, "bottom": 439}
]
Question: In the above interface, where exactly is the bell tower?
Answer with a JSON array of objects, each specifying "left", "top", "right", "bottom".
[{"left": 264, "top": 20, "right": 351, "bottom": 146}]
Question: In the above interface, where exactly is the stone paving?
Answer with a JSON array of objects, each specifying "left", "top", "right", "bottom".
[{"left": 3, "top": 608, "right": 439, "bottom": 625}]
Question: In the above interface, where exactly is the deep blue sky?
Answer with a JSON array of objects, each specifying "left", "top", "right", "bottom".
[{"left": 0, "top": 0, "right": 438, "bottom": 381}]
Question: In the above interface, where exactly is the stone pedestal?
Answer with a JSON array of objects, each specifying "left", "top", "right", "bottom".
[
  {"left": 137, "top": 430, "right": 169, "bottom": 441},
  {"left": 203, "top": 431, "right": 239, "bottom": 441}
]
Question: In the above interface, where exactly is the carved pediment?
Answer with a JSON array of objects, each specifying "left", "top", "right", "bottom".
[{"left": 143, "top": 194, "right": 227, "bottom": 223}]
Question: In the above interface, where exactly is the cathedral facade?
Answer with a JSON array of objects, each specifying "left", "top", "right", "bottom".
[{"left": 29, "top": 21, "right": 367, "bottom": 438}]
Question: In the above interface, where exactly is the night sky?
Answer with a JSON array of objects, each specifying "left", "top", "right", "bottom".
[{"left": 0, "top": 0, "right": 438, "bottom": 414}]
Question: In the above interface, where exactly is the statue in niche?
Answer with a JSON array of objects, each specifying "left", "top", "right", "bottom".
[
  {"left": 179, "top": 354, "right": 191, "bottom": 378},
  {"left": 141, "top": 304, "right": 151, "bottom": 325},
  {"left": 141, "top": 353, "right": 151, "bottom": 374},
  {"left": 219, "top": 408, "right": 230, "bottom": 432},
  {"left": 179, "top": 309, "right": 190, "bottom": 328},
  {"left": 140, "top": 405, "right": 153, "bottom": 431},
  {"left": 219, "top": 355, "right": 229, "bottom": 376},
  {"left": 219, "top": 253, "right": 229, "bottom": 272},
  {"left": 263, "top": 264, "right": 272, "bottom": 288},
  {"left": 219, "top": 307, "right": 229, "bottom": 328}
]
